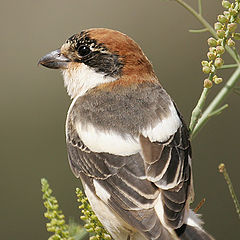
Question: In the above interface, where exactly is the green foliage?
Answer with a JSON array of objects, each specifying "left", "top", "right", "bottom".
[
  {"left": 201, "top": 0, "right": 240, "bottom": 86},
  {"left": 76, "top": 188, "right": 112, "bottom": 240},
  {"left": 177, "top": 0, "right": 240, "bottom": 137},
  {"left": 41, "top": 178, "right": 74, "bottom": 240},
  {"left": 41, "top": 178, "right": 111, "bottom": 240}
]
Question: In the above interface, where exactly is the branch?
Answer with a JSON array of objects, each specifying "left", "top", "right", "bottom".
[
  {"left": 220, "top": 63, "right": 238, "bottom": 69},
  {"left": 175, "top": 0, "right": 240, "bottom": 64},
  {"left": 198, "top": 0, "right": 202, "bottom": 16},
  {"left": 189, "top": 88, "right": 209, "bottom": 133},
  {"left": 218, "top": 163, "right": 240, "bottom": 219},
  {"left": 191, "top": 66, "right": 240, "bottom": 138},
  {"left": 189, "top": 28, "right": 208, "bottom": 33}
]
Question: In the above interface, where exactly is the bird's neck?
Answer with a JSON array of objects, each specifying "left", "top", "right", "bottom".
[{"left": 61, "top": 63, "right": 117, "bottom": 99}]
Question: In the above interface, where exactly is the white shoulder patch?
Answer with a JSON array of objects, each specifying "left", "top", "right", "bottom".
[
  {"left": 62, "top": 63, "right": 116, "bottom": 98},
  {"left": 75, "top": 121, "right": 141, "bottom": 156},
  {"left": 141, "top": 102, "right": 181, "bottom": 142}
]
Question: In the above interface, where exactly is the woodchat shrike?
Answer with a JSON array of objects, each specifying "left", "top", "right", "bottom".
[{"left": 39, "top": 28, "right": 214, "bottom": 240}]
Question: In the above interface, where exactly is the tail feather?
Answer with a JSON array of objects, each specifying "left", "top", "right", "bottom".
[
  {"left": 174, "top": 209, "right": 214, "bottom": 240},
  {"left": 175, "top": 224, "right": 214, "bottom": 240}
]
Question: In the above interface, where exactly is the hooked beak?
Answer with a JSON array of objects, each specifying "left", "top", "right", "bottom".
[{"left": 38, "top": 49, "right": 70, "bottom": 69}]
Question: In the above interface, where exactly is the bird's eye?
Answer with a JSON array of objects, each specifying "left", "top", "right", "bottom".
[{"left": 77, "top": 45, "right": 91, "bottom": 57}]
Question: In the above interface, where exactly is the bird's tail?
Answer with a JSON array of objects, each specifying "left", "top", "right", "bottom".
[
  {"left": 175, "top": 210, "right": 214, "bottom": 240},
  {"left": 175, "top": 224, "right": 214, "bottom": 240}
]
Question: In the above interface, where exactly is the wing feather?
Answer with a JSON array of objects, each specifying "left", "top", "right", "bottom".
[
  {"left": 67, "top": 135, "right": 174, "bottom": 239},
  {"left": 66, "top": 84, "right": 192, "bottom": 238},
  {"left": 140, "top": 118, "right": 193, "bottom": 229}
]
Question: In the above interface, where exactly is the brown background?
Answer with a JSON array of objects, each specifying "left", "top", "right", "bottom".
[{"left": 0, "top": 0, "right": 239, "bottom": 239}]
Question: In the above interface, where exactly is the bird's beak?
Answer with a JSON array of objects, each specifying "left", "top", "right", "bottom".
[{"left": 38, "top": 49, "right": 70, "bottom": 69}]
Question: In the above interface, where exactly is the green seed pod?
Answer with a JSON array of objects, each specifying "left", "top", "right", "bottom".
[
  {"left": 233, "top": 33, "right": 240, "bottom": 40},
  {"left": 84, "top": 223, "right": 92, "bottom": 229},
  {"left": 84, "top": 210, "right": 90, "bottom": 216},
  {"left": 207, "top": 51, "right": 216, "bottom": 60},
  {"left": 209, "top": 47, "right": 216, "bottom": 53},
  {"left": 47, "top": 227, "right": 55, "bottom": 232},
  {"left": 207, "top": 37, "right": 217, "bottom": 47},
  {"left": 80, "top": 215, "right": 87, "bottom": 220},
  {"left": 236, "top": 17, "right": 240, "bottom": 24},
  {"left": 217, "top": 15, "right": 228, "bottom": 24},
  {"left": 51, "top": 219, "right": 58, "bottom": 225},
  {"left": 214, "top": 77, "right": 223, "bottom": 84},
  {"left": 91, "top": 215, "right": 99, "bottom": 221},
  {"left": 216, "top": 46, "right": 225, "bottom": 55},
  {"left": 46, "top": 222, "right": 52, "bottom": 228},
  {"left": 227, "top": 23, "right": 237, "bottom": 32},
  {"left": 214, "top": 22, "right": 223, "bottom": 30},
  {"left": 95, "top": 226, "right": 102, "bottom": 233},
  {"left": 223, "top": 11, "right": 231, "bottom": 18},
  {"left": 204, "top": 79, "right": 213, "bottom": 88},
  {"left": 202, "top": 66, "right": 211, "bottom": 74},
  {"left": 201, "top": 60, "right": 209, "bottom": 66},
  {"left": 217, "top": 29, "right": 225, "bottom": 38},
  {"left": 227, "top": 38, "right": 235, "bottom": 46},
  {"left": 214, "top": 57, "right": 224, "bottom": 68},
  {"left": 229, "top": 8, "right": 238, "bottom": 16},
  {"left": 217, "top": 39, "right": 223, "bottom": 45},
  {"left": 222, "top": 1, "right": 231, "bottom": 9},
  {"left": 57, "top": 219, "right": 65, "bottom": 225},
  {"left": 44, "top": 212, "right": 51, "bottom": 218}
]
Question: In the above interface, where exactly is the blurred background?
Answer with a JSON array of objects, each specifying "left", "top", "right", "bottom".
[{"left": 0, "top": 0, "right": 239, "bottom": 239}]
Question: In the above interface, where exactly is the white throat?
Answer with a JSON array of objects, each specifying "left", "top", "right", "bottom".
[{"left": 62, "top": 63, "right": 116, "bottom": 98}]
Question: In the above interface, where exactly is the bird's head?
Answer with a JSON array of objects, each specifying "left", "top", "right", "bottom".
[{"left": 39, "top": 28, "right": 157, "bottom": 98}]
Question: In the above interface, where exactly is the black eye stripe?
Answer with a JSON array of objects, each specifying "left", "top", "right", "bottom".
[{"left": 77, "top": 45, "right": 91, "bottom": 57}]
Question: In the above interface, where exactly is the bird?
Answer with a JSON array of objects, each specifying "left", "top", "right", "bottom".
[{"left": 39, "top": 28, "right": 214, "bottom": 240}]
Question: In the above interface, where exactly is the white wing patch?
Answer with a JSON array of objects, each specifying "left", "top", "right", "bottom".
[
  {"left": 142, "top": 102, "right": 181, "bottom": 142},
  {"left": 75, "top": 121, "right": 140, "bottom": 156},
  {"left": 93, "top": 179, "right": 111, "bottom": 202}
]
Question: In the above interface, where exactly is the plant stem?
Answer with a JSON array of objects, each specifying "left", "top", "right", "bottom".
[
  {"left": 189, "top": 28, "right": 208, "bottom": 33},
  {"left": 220, "top": 64, "right": 238, "bottom": 69},
  {"left": 174, "top": 0, "right": 240, "bottom": 64},
  {"left": 191, "top": 67, "right": 240, "bottom": 138},
  {"left": 218, "top": 163, "right": 240, "bottom": 219},
  {"left": 198, "top": 0, "right": 202, "bottom": 16},
  {"left": 189, "top": 88, "right": 209, "bottom": 133}
]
